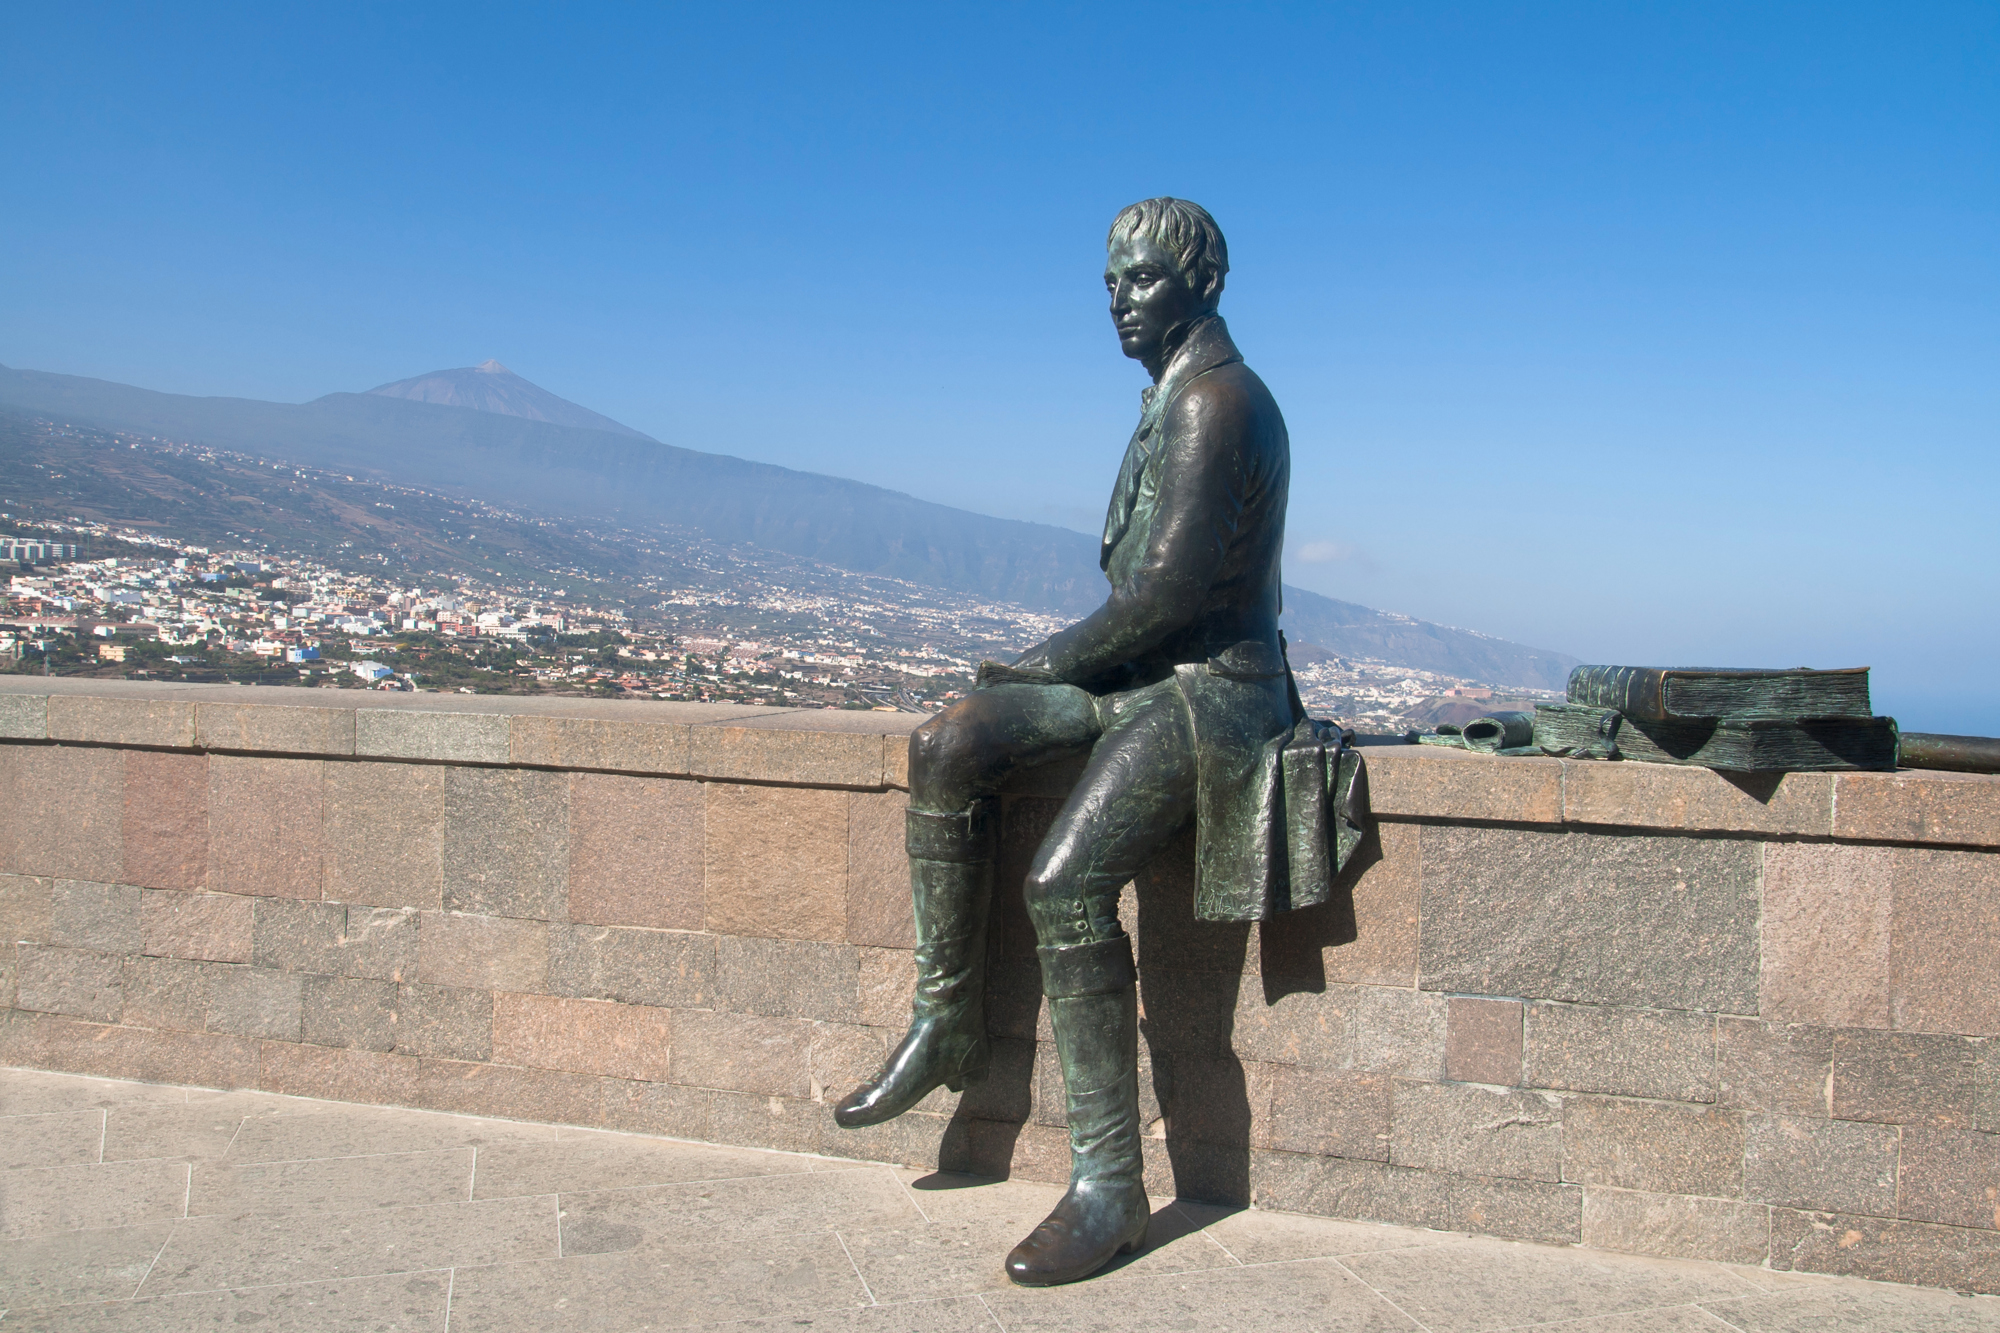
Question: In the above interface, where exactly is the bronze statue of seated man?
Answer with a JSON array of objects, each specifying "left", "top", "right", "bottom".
[{"left": 834, "top": 197, "right": 1309, "bottom": 1287}]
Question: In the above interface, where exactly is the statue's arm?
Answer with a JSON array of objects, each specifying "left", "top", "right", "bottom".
[{"left": 1028, "top": 386, "right": 1251, "bottom": 683}]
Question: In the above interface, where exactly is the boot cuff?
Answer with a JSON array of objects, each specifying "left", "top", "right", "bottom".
[
  {"left": 907, "top": 800, "right": 996, "bottom": 862},
  {"left": 1037, "top": 935, "right": 1135, "bottom": 998}
]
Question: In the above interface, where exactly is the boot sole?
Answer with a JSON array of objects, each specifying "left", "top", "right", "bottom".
[{"left": 1006, "top": 1223, "right": 1148, "bottom": 1286}]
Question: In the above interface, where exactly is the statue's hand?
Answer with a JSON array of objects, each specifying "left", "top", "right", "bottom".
[
  {"left": 1010, "top": 641, "right": 1055, "bottom": 674},
  {"left": 974, "top": 643, "right": 1059, "bottom": 690}
]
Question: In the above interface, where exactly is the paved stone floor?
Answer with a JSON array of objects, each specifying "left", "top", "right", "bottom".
[{"left": 3, "top": 1068, "right": 1997, "bottom": 1331}]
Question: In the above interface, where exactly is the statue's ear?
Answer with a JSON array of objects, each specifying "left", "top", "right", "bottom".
[{"left": 1200, "top": 271, "right": 1226, "bottom": 308}]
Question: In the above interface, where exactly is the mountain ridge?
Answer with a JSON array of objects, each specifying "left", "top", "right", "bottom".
[{"left": 0, "top": 360, "right": 1579, "bottom": 688}]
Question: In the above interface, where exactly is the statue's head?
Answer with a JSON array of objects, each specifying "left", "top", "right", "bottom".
[{"left": 1105, "top": 198, "right": 1229, "bottom": 370}]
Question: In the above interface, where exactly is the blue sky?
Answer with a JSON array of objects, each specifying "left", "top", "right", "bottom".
[{"left": 5, "top": 3, "right": 1996, "bottom": 730}]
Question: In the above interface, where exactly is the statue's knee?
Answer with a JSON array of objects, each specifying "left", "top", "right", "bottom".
[
  {"left": 1022, "top": 865, "right": 1090, "bottom": 946},
  {"left": 909, "top": 703, "right": 986, "bottom": 807}
]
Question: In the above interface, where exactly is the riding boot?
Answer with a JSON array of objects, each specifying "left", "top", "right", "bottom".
[
  {"left": 1005, "top": 934, "right": 1149, "bottom": 1286},
  {"left": 833, "top": 801, "right": 995, "bottom": 1129}
]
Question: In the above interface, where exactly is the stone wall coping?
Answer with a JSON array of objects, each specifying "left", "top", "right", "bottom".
[{"left": 0, "top": 678, "right": 1992, "bottom": 845}]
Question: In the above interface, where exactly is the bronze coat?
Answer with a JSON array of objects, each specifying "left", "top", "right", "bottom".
[{"left": 1041, "top": 315, "right": 1314, "bottom": 922}]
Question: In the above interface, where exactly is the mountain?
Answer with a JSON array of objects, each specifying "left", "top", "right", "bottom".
[
  {"left": 1280, "top": 586, "right": 1577, "bottom": 691},
  {"left": 368, "top": 360, "right": 652, "bottom": 439},
  {"left": 0, "top": 361, "right": 1105, "bottom": 614},
  {"left": 0, "top": 360, "right": 1579, "bottom": 687}
]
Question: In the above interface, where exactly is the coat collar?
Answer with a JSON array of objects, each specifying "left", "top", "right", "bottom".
[{"left": 1135, "top": 315, "right": 1242, "bottom": 439}]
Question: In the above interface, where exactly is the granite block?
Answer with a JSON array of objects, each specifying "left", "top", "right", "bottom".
[
  {"left": 249, "top": 897, "right": 344, "bottom": 972},
  {"left": 1743, "top": 1114, "right": 1900, "bottom": 1215},
  {"left": 704, "top": 1088, "right": 823, "bottom": 1155},
  {"left": 197, "top": 701, "right": 355, "bottom": 755},
  {"left": 806, "top": 1019, "right": 890, "bottom": 1103},
  {"left": 547, "top": 922, "right": 713, "bottom": 1008},
  {"left": 715, "top": 935, "right": 858, "bottom": 1021},
  {"left": 251, "top": 899, "right": 414, "bottom": 981},
  {"left": 690, "top": 723, "right": 886, "bottom": 787},
  {"left": 300, "top": 974, "right": 399, "bottom": 1052},
  {"left": 121, "top": 953, "right": 211, "bottom": 1031},
  {"left": 1770, "top": 1207, "right": 2000, "bottom": 1291},
  {"left": 1262, "top": 1066, "right": 1392, "bottom": 1160},
  {"left": 204, "top": 756, "right": 323, "bottom": 899},
  {"left": 1761, "top": 842, "right": 1894, "bottom": 1030},
  {"left": 0, "top": 692, "right": 47, "bottom": 738},
  {"left": 1328, "top": 819, "right": 1422, "bottom": 988},
  {"left": 354, "top": 708, "right": 508, "bottom": 763},
  {"left": 1391, "top": 1079, "right": 1563, "bottom": 1181},
  {"left": 1152, "top": 1051, "right": 1271, "bottom": 1149},
  {"left": 883, "top": 731, "right": 911, "bottom": 789},
  {"left": 845, "top": 786, "right": 912, "bottom": 949},
  {"left": 0, "top": 744, "right": 123, "bottom": 882},
  {"left": 566, "top": 772, "right": 703, "bottom": 931},
  {"left": 1445, "top": 996, "right": 1523, "bottom": 1086},
  {"left": 1581, "top": 1187, "right": 1771, "bottom": 1264},
  {"left": 1889, "top": 845, "right": 2000, "bottom": 1037},
  {"left": 510, "top": 713, "right": 690, "bottom": 774},
  {"left": 441, "top": 767, "right": 568, "bottom": 919},
  {"left": 1418, "top": 826, "right": 1760, "bottom": 1013},
  {"left": 1834, "top": 769, "right": 2000, "bottom": 849},
  {"left": 396, "top": 982, "right": 493, "bottom": 1062},
  {"left": 599, "top": 1079, "right": 711, "bottom": 1141},
  {"left": 322, "top": 761, "right": 444, "bottom": 910},
  {"left": 1833, "top": 1028, "right": 1983, "bottom": 1128},
  {"left": 1717, "top": 1018, "right": 1834, "bottom": 1117},
  {"left": 16, "top": 944, "right": 123, "bottom": 1021},
  {"left": 668, "top": 1008, "right": 812, "bottom": 1097},
  {"left": 141, "top": 889, "right": 252, "bottom": 963},
  {"left": 1366, "top": 748, "right": 1562, "bottom": 823},
  {"left": 1523, "top": 1002, "right": 1716, "bottom": 1102},
  {"left": 121, "top": 750, "right": 208, "bottom": 890},
  {"left": 857, "top": 946, "right": 916, "bottom": 1028},
  {"left": 414, "top": 1057, "right": 607, "bottom": 1126},
  {"left": 205, "top": 965, "right": 304, "bottom": 1041},
  {"left": 702, "top": 783, "right": 848, "bottom": 942},
  {"left": 0, "top": 1009, "right": 259, "bottom": 1089},
  {"left": 0, "top": 872, "right": 53, "bottom": 944},
  {"left": 49, "top": 879, "right": 141, "bottom": 953},
  {"left": 416, "top": 911, "right": 549, "bottom": 992},
  {"left": 1563, "top": 760, "right": 1832, "bottom": 836},
  {"left": 46, "top": 694, "right": 195, "bottom": 748},
  {"left": 1563, "top": 1097, "right": 1744, "bottom": 1197},
  {"left": 491, "top": 991, "right": 673, "bottom": 1082},
  {"left": 1897, "top": 1125, "right": 2000, "bottom": 1230},
  {"left": 1231, "top": 982, "right": 1446, "bottom": 1078},
  {"left": 1249, "top": 1148, "right": 1582, "bottom": 1244},
  {"left": 1979, "top": 1043, "right": 2000, "bottom": 1136},
  {"left": 258, "top": 1040, "right": 421, "bottom": 1104}
]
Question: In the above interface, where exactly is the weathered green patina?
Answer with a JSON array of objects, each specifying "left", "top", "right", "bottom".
[{"left": 834, "top": 198, "right": 1372, "bottom": 1288}]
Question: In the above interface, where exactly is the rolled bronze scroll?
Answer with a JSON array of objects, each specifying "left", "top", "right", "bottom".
[{"left": 1898, "top": 732, "right": 2000, "bottom": 774}]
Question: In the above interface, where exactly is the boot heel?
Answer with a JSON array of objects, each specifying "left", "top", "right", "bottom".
[{"left": 1118, "top": 1224, "right": 1148, "bottom": 1256}]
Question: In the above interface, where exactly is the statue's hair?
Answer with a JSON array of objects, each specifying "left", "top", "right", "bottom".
[{"left": 1107, "top": 197, "right": 1229, "bottom": 300}]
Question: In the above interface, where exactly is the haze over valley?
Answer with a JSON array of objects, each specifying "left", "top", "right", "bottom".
[{"left": 0, "top": 359, "right": 1576, "bottom": 727}]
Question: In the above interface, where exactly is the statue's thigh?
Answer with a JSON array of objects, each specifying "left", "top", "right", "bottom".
[
  {"left": 909, "top": 683, "right": 1100, "bottom": 809},
  {"left": 1025, "top": 685, "right": 1196, "bottom": 934}
]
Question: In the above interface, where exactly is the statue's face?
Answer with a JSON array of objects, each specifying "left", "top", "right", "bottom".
[{"left": 1105, "top": 233, "right": 1205, "bottom": 367}]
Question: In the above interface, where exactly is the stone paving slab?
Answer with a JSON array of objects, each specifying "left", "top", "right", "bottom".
[{"left": 3, "top": 1066, "right": 1998, "bottom": 1331}]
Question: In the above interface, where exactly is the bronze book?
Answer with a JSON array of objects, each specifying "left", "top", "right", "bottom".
[
  {"left": 1534, "top": 703, "right": 1897, "bottom": 772},
  {"left": 1565, "top": 665, "right": 1871, "bottom": 722}
]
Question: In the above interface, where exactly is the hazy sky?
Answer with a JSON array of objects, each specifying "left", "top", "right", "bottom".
[{"left": 5, "top": 4, "right": 1996, "bottom": 729}]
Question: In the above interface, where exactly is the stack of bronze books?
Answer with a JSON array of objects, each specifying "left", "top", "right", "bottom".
[{"left": 1533, "top": 666, "right": 1898, "bottom": 771}]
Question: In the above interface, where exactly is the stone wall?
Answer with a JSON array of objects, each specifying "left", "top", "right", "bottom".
[{"left": 2, "top": 678, "right": 1996, "bottom": 1292}]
